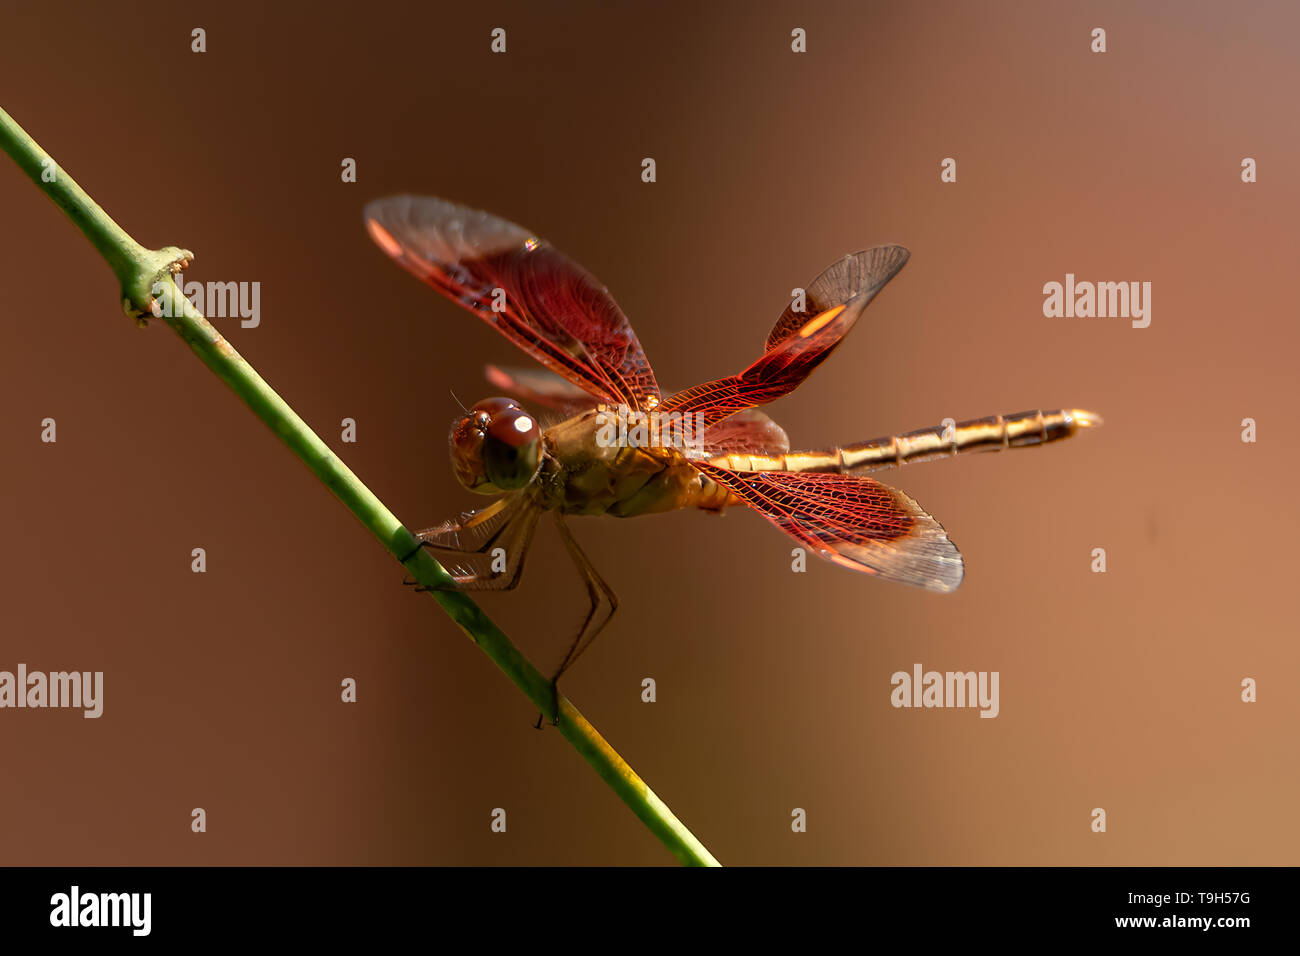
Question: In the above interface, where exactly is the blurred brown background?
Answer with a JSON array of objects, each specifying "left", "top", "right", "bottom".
[{"left": 1, "top": 0, "right": 1296, "bottom": 865}]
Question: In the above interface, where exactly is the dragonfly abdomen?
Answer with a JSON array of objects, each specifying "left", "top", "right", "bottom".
[{"left": 709, "top": 409, "right": 1101, "bottom": 476}]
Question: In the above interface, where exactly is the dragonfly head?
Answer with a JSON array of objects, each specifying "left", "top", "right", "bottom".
[{"left": 450, "top": 397, "right": 542, "bottom": 494}]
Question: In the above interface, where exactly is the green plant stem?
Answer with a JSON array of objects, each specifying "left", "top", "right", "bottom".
[{"left": 0, "top": 103, "right": 719, "bottom": 867}]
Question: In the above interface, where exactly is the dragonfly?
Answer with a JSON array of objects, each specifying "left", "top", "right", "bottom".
[{"left": 364, "top": 195, "right": 1101, "bottom": 720}]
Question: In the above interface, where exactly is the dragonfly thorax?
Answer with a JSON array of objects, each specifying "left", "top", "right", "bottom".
[{"left": 449, "top": 397, "right": 542, "bottom": 494}]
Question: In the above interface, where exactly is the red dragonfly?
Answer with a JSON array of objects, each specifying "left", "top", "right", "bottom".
[{"left": 365, "top": 196, "right": 1100, "bottom": 715}]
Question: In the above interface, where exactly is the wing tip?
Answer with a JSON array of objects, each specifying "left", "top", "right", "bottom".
[
  {"left": 361, "top": 194, "right": 534, "bottom": 258},
  {"left": 927, "top": 558, "right": 965, "bottom": 593},
  {"left": 818, "top": 543, "right": 964, "bottom": 593},
  {"left": 362, "top": 193, "right": 419, "bottom": 225}
]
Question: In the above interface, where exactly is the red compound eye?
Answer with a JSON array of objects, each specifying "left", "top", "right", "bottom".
[
  {"left": 468, "top": 399, "right": 541, "bottom": 491},
  {"left": 471, "top": 397, "right": 521, "bottom": 420},
  {"left": 486, "top": 407, "right": 538, "bottom": 447}
]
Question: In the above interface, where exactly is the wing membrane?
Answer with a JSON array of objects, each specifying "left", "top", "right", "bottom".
[
  {"left": 658, "top": 296, "right": 868, "bottom": 430},
  {"left": 658, "top": 247, "right": 908, "bottom": 429},
  {"left": 484, "top": 364, "right": 595, "bottom": 417},
  {"left": 695, "top": 462, "right": 964, "bottom": 592},
  {"left": 767, "top": 245, "right": 910, "bottom": 350},
  {"left": 697, "top": 408, "right": 791, "bottom": 457},
  {"left": 366, "top": 196, "right": 661, "bottom": 410}
]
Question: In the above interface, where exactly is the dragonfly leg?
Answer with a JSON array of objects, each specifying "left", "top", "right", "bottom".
[
  {"left": 401, "top": 566, "right": 459, "bottom": 592},
  {"left": 405, "top": 501, "right": 540, "bottom": 594},
  {"left": 537, "top": 513, "right": 619, "bottom": 726},
  {"left": 533, "top": 684, "right": 560, "bottom": 731},
  {"left": 404, "top": 578, "right": 463, "bottom": 594},
  {"left": 406, "top": 541, "right": 529, "bottom": 593}
]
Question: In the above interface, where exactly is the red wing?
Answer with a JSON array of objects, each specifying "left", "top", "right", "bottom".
[
  {"left": 698, "top": 409, "right": 791, "bottom": 457},
  {"left": 365, "top": 196, "right": 661, "bottom": 411},
  {"left": 659, "top": 246, "right": 909, "bottom": 430},
  {"left": 484, "top": 364, "right": 595, "bottom": 417},
  {"left": 657, "top": 297, "right": 869, "bottom": 430},
  {"left": 767, "top": 245, "right": 910, "bottom": 350},
  {"left": 695, "top": 462, "right": 964, "bottom": 592}
]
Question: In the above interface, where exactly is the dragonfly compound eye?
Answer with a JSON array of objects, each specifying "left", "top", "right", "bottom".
[
  {"left": 481, "top": 404, "right": 541, "bottom": 491},
  {"left": 471, "top": 396, "right": 521, "bottom": 418},
  {"left": 449, "top": 399, "right": 540, "bottom": 494}
]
